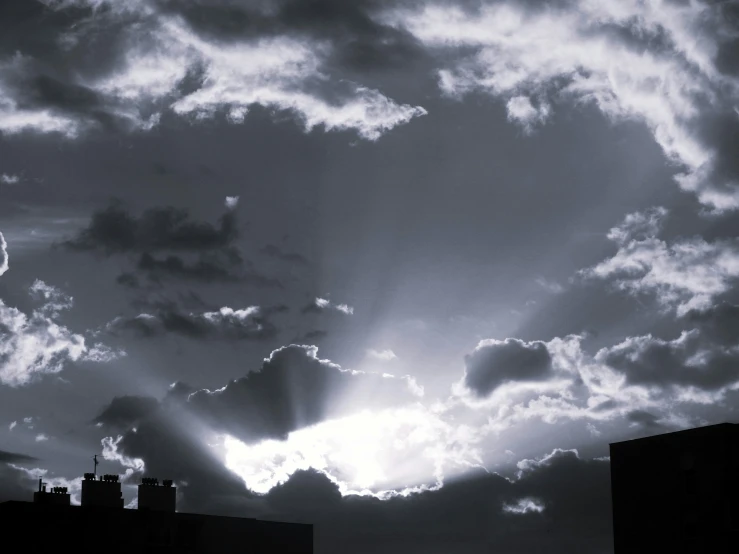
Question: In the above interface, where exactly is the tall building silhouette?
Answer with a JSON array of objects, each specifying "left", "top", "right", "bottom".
[{"left": 610, "top": 422, "right": 739, "bottom": 554}]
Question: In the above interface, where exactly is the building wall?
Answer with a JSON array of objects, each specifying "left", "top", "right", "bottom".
[
  {"left": 81, "top": 480, "right": 124, "bottom": 509},
  {"left": 610, "top": 423, "right": 739, "bottom": 554},
  {"left": 138, "top": 484, "right": 177, "bottom": 512},
  {"left": 0, "top": 501, "right": 313, "bottom": 554}
]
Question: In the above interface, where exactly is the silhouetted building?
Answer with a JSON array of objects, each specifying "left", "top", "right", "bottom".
[
  {"left": 610, "top": 422, "right": 739, "bottom": 554},
  {"left": 81, "top": 472, "right": 124, "bottom": 508},
  {"left": 1, "top": 470, "right": 312, "bottom": 553},
  {"left": 138, "top": 477, "right": 176, "bottom": 512},
  {"left": 0, "top": 501, "right": 312, "bottom": 553},
  {"left": 33, "top": 478, "right": 70, "bottom": 506}
]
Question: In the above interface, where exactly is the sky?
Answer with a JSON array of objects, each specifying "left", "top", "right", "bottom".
[{"left": 1, "top": 0, "right": 738, "bottom": 552}]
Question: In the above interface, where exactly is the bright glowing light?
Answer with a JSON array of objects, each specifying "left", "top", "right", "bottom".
[{"left": 222, "top": 405, "right": 485, "bottom": 498}]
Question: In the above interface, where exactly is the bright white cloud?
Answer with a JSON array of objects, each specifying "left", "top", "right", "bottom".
[
  {"left": 223, "top": 404, "right": 485, "bottom": 498},
  {"left": 201, "top": 306, "right": 260, "bottom": 325},
  {"left": 335, "top": 304, "right": 354, "bottom": 315},
  {"left": 29, "top": 279, "right": 74, "bottom": 317},
  {"left": 385, "top": 0, "right": 739, "bottom": 210},
  {"left": 310, "top": 297, "right": 355, "bottom": 315},
  {"left": 582, "top": 208, "right": 739, "bottom": 315},
  {"left": 35, "top": 433, "right": 49, "bottom": 442},
  {"left": 8, "top": 420, "right": 16, "bottom": 431},
  {"left": 101, "top": 435, "right": 145, "bottom": 478},
  {"left": 0, "top": 173, "right": 19, "bottom": 184},
  {"left": 502, "top": 496, "right": 545, "bottom": 514},
  {"left": 0, "top": 281, "right": 124, "bottom": 386},
  {"left": 506, "top": 96, "right": 550, "bottom": 133},
  {"left": 367, "top": 349, "right": 398, "bottom": 362},
  {"left": 224, "top": 196, "right": 240, "bottom": 210},
  {"left": 0, "top": 232, "right": 8, "bottom": 276}
]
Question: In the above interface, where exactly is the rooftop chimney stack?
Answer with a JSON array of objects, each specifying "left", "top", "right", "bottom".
[
  {"left": 137, "top": 476, "right": 176, "bottom": 512},
  {"left": 81, "top": 473, "right": 123, "bottom": 509},
  {"left": 33, "top": 478, "right": 70, "bottom": 506}
]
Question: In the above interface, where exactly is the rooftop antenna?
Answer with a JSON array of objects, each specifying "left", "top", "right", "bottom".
[{"left": 92, "top": 454, "right": 99, "bottom": 477}]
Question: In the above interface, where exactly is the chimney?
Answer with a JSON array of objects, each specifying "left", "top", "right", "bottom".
[
  {"left": 137, "top": 477, "right": 176, "bottom": 512},
  {"left": 33, "top": 480, "right": 70, "bottom": 506},
  {"left": 81, "top": 473, "right": 123, "bottom": 509}
]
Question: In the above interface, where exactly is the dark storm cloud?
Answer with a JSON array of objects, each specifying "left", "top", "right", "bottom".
[
  {"left": 0, "top": 10, "right": 138, "bottom": 137},
  {"left": 116, "top": 272, "right": 140, "bottom": 288},
  {"left": 0, "top": 449, "right": 38, "bottom": 464},
  {"left": 684, "top": 302, "right": 739, "bottom": 346},
  {"left": 92, "top": 395, "right": 159, "bottom": 429},
  {"left": 65, "top": 201, "right": 285, "bottom": 287},
  {"left": 64, "top": 202, "right": 237, "bottom": 255},
  {"left": 113, "top": 405, "right": 259, "bottom": 515},
  {"left": 17, "top": 74, "right": 117, "bottom": 129},
  {"left": 259, "top": 244, "right": 309, "bottom": 265},
  {"left": 0, "top": 446, "right": 38, "bottom": 503},
  {"left": 99, "top": 345, "right": 423, "bottom": 510},
  {"left": 186, "top": 344, "right": 422, "bottom": 444},
  {"left": 0, "top": 463, "right": 36, "bottom": 503},
  {"left": 597, "top": 303, "right": 739, "bottom": 392},
  {"left": 101, "top": 345, "right": 422, "bottom": 477},
  {"left": 103, "top": 305, "right": 278, "bottom": 341},
  {"left": 626, "top": 410, "right": 663, "bottom": 430},
  {"left": 136, "top": 252, "right": 243, "bottom": 284},
  {"left": 463, "top": 338, "right": 553, "bottom": 397}
]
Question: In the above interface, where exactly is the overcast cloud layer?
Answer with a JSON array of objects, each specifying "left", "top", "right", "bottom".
[{"left": 1, "top": 1, "right": 738, "bottom": 553}]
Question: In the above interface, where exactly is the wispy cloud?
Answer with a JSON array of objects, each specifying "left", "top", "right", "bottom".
[
  {"left": 0, "top": 1, "right": 426, "bottom": 140},
  {"left": 303, "top": 297, "right": 355, "bottom": 315},
  {"left": 581, "top": 208, "right": 739, "bottom": 315},
  {"left": 367, "top": 349, "right": 398, "bottom": 362},
  {"left": 386, "top": 0, "right": 739, "bottom": 210},
  {"left": 0, "top": 280, "right": 124, "bottom": 387},
  {"left": 0, "top": 232, "right": 8, "bottom": 276},
  {"left": 535, "top": 277, "right": 564, "bottom": 294}
]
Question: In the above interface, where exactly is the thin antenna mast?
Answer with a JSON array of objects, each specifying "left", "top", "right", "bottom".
[{"left": 93, "top": 454, "right": 99, "bottom": 477}]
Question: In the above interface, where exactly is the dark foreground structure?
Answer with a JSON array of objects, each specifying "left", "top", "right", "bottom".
[
  {"left": 610, "top": 422, "right": 739, "bottom": 554},
  {"left": 0, "top": 471, "right": 312, "bottom": 553}
]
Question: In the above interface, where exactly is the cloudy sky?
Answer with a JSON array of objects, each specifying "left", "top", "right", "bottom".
[{"left": 1, "top": 0, "right": 739, "bottom": 551}]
